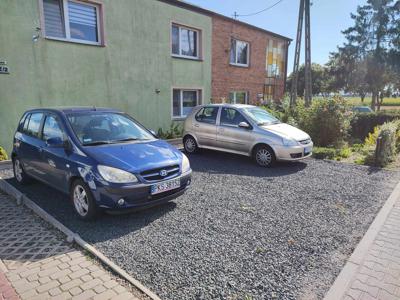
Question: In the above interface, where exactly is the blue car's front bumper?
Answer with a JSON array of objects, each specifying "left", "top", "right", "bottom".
[{"left": 91, "top": 171, "right": 192, "bottom": 211}]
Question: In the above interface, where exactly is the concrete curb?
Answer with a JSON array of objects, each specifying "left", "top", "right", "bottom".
[
  {"left": 0, "top": 175, "right": 161, "bottom": 300},
  {"left": 324, "top": 179, "right": 400, "bottom": 300},
  {"left": 0, "top": 259, "right": 7, "bottom": 273}
]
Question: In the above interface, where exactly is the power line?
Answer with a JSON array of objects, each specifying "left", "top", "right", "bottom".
[{"left": 234, "top": 0, "right": 285, "bottom": 18}]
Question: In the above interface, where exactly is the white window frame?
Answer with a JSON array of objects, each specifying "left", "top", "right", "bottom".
[
  {"left": 230, "top": 39, "right": 250, "bottom": 67},
  {"left": 41, "top": 0, "right": 102, "bottom": 46},
  {"left": 172, "top": 88, "right": 202, "bottom": 120},
  {"left": 171, "top": 24, "right": 200, "bottom": 60},
  {"left": 229, "top": 91, "right": 249, "bottom": 104}
]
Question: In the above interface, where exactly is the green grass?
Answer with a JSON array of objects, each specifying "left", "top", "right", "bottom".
[{"left": 344, "top": 97, "right": 400, "bottom": 106}]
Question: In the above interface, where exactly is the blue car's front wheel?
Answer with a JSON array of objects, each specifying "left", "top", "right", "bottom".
[{"left": 70, "top": 179, "right": 99, "bottom": 220}]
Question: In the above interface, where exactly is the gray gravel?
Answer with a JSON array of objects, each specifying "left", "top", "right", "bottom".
[{"left": 1, "top": 153, "right": 399, "bottom": 300}]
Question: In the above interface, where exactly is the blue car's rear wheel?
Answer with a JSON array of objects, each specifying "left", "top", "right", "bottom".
[
  {"left": 70, "top": 179, "right": 99, "bottom": 220},
  {"left": 13, "top": 157, "right": 31, "bottom": 185}
]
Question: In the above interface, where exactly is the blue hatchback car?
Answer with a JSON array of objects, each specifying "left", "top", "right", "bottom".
[{"left": 12, "top": 107, "right": 192, "bottom": 220}]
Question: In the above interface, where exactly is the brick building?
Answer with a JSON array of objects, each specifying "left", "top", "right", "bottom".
[{"left": 211, "top": 15, "right": 291, "bottom": 105}]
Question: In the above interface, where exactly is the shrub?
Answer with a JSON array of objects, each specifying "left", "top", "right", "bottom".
[
  {"left": 350, "top": 110, "right": 400, "bottom": 141},
  {"left": 296, "top": 97, "right": 351, "bottom": 147},
  {"left": 373, "top": 121, "right": 400, "bottom": 167},
  {"left": 312, "top": 147, "right": 337, "bottom": 159},
  {"left": 263, "top": 97, "right": 351, "bottom": 147},
  {"left": 312, "top": 146, "right": 353, "bottom": 160},
  {"left": 0, "top": 147, "right": 8, "bottom": 161},
  {"left": 157, "top": 123, "right": 183, "bottom": 139}
]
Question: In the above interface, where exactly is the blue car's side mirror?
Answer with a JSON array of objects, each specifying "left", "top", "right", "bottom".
[{"left": 46, "top": 137, "right": 65, "bottom": 148}]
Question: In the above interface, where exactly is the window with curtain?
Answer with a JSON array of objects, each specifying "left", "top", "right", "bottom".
[
  {"left": 230, "top": 39, "right": 249, "bottom": 66},
  {"left": 171, "top": 24, "right": 199, "bottom": 59},
  {"left": 43, "top": 0, "right": 102, "bottom": 44},
  {"left": 172, "top": 89, "right": 200, "bottom": 118}
]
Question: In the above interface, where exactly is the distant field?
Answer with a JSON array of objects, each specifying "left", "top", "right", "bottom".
[{"left": 344, "top": 97, "right": 400, "bottom": 106}]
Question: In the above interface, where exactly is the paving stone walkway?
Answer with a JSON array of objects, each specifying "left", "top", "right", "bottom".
[
  {"left": 0, "top": 192, "right": 142, "bottom": 300},
  {"left": 325, "top": 183, "right": 400, "bottom": 300}
]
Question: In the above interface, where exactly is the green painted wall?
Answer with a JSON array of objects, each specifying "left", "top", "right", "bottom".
[{"left": 0, "top": 0, "right": 212, "bottom": 154}]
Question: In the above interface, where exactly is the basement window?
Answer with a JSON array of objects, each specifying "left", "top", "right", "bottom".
[
  {"left": 42, "top": 0, "right": 103, "bottom": 45},
  {"left": 230, "top": 39, "right": 249, "bottom": 67},
  {"left": 172, "top": 89, "right": 201, "bottom": 119},
  {"left": 172, "top": 24, "right": 200, "bottom": 59}
]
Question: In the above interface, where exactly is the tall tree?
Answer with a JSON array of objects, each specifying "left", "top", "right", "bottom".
[
  {"left": 287, "top": 63, "right": 332, "bottom": 97},
  {"left": 340, "top": 0, "right": 398, "bottom": 110}
]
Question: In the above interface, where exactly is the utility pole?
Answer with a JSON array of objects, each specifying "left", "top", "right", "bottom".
[{"left": 290, "top": 0, "right": 312, "bottom": 107}]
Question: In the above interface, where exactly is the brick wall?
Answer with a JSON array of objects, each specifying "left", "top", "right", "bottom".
[{"left": 211, "top": 16, "right": 288, "bottom": 104}]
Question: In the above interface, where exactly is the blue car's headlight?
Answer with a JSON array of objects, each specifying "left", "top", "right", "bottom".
[
  {"left": 97, "top": 165, "right": 138, "bottom": 183},
  {"left": 182, "top": 154, "right": 191, "bottom": 173}
]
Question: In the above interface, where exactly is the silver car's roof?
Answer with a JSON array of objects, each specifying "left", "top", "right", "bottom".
[{"left": 198, "top": 104, "right": 256, "bottom": 109}]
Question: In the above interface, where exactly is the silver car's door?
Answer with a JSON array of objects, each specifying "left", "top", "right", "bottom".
[
  {"left": 193, "top": 106, "right": 219, "bottom": 147},
  {"left": 217, "top": 108, "right": 254, "bottom": 154}
]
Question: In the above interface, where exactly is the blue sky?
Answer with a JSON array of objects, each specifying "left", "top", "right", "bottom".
[{"left": 186, "top": 0, "right": 363, "bottom": 73}]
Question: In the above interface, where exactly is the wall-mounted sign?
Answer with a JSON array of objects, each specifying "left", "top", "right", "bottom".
[{"left": 0, "top": 61, "right": 9, "bottom": 74}]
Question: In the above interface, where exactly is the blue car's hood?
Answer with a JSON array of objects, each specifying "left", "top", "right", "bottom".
[{"left": 83, "top": 140, "right": 182, "bottom": 173}]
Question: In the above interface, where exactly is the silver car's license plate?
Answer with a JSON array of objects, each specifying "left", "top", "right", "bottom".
[
  {"left": 304, "top": 146, "right": 313, "bottom": 154},
  {"left": 151, "top": 178, "right": 181, "bottom": 195}
]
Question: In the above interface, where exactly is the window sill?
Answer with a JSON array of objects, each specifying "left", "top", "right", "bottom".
[
  {"left": 171, "top": 55, "right": 203, "bottom": 62},
  {"left": 45, "top": 36, "right": 105, "bottom": 47},
  {"left": 172, "top": 117, "right": 187, "bottom": 121},
  {"left": 229, "top": 63, "right": 249, "bottom": 68}
]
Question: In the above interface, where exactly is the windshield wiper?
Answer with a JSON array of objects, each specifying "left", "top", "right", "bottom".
[
  {"left": 83, "top": 141, "right": 113, "bottom": 146},
  {"left": 112, "top": 138, "right": 140, "bottom": 143}
]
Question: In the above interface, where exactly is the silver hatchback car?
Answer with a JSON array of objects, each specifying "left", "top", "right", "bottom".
[{"left": 183, "top": 104, "right": 313, "bottom": 167}]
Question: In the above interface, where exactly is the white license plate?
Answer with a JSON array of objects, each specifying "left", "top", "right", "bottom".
[
  {"left": 304, "top": 146, "right": 313, "bottom": 154},
  {"left": 151, "top": 178, "right": 181, "bottom": 195}
]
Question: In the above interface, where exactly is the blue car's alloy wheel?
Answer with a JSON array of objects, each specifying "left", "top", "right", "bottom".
[
  {"left": 13, "top": 158, "right": 30, "bottom": 184},
  {"left": 70, "top": 179, "right": 98, "bottom": 220}
]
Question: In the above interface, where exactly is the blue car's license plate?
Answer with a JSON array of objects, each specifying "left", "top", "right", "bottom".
[{"left": 151, "top": 178, "right": 181, "bottom": 195}]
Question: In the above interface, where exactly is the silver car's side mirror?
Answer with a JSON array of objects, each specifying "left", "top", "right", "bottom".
[{"left": 238, "top": 122, "right": 251, "bottom": 129}]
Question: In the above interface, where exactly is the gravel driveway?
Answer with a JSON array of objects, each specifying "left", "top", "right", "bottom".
[{"left": 1, "top": 152, "right": 399, "bottom": 300}]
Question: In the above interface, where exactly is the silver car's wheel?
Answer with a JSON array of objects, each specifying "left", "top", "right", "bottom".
[
  {"left": 184, "top": 136, "right": 198, "bottom": 154},
  {"left": 73, "top": 185, "right": 89, "bottom": 217},
  {"left": 255, "top": 146, "right": 276, "bottom": 167}
]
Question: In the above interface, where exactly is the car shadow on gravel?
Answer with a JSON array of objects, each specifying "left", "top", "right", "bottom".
[
  {"left": 5, "top": 177, "right": 177, "bottom": 243},
  {"left": 188, "top": 149, "right": 308, "bottom": 177}
]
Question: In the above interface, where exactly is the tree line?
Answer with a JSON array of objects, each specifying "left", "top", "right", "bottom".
[{"left": 287, "top": 0, "right": 400, "bottom": 110}]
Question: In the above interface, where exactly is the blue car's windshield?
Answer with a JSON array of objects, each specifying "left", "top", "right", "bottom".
[
  {"left": 242, "top": 107, "right": 280, "bottom": 126},
  {"left": 67, "top": 112, "right": 154, "bottom": 146}
]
